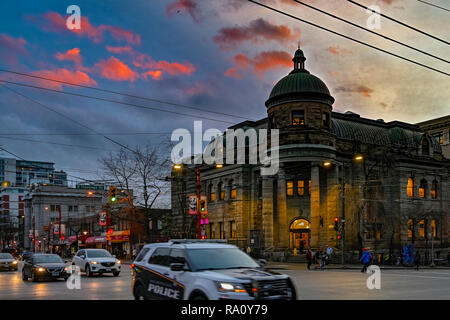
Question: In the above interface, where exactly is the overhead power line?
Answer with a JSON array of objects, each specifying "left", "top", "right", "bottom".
[
  {"left": 292, "top": 0, "right": 449, "bottom": 64},
  {"left": 0, "top": 79, "right": 236, "bottom": 124},
  {"left": 0, "top": 68, "right": 251, "bottom": 121},
  {"left": 247, "top": 0, "right": 450, "bottom": 77},
  {"left": 0, "top": 132, "right": 173, "bottom": 136},
  {"left": 347, "top": 0, "right": 450, "bottom": 45},
  {"left": 1, "top": 85, "right": 169, "bottom": 168},
  {"left": 417, "top": 0, "right": 450, "bottom": 12}
]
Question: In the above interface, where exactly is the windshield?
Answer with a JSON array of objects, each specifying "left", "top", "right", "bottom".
[
  {"left": 0, "top": 253, "right": 13, "bottom": 259},
  {"left": 33, "top": 255, "right": 63, "bottom": 264},
  {"left": 188, "top": 248, "right": 259, "bottom": 271},
  {"left": 86, "top": 250, "right": 112, "bottom": 258}
]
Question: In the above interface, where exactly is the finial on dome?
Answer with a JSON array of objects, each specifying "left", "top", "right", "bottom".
[{"left": 292, "top": 45, "right": 306, "bottom": 72}]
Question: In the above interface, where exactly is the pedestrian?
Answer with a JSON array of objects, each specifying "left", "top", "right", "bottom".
[
  {"left": 414, "top": 251, "right": 421, "bottom": 271},
  {"left": 360, "top": 248, "right": 371, "bottom": 273},
  {"left": 326, "top": 246, "right": 333, "bottom": 265},
  {"left": 306, "top": 247, "right": 313, "bottom": 270},
  {"left": 314, "top": 249, "right": 321, "bottom": 270},
  {"left": 319, "top": 248, "right": 326, "bottom": 270}
]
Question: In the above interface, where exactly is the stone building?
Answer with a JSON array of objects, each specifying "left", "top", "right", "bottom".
[
  {"left": 416, "top": 115, "right": 450, "bottom": 159},
  {"left": 171, "top": 48, "right": 450, "bottom": 261}
]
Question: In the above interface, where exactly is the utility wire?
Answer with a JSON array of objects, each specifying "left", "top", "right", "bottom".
[
  {"left": 292, "top": 0, "right": 449, "bottom": 64},
  {"left": 347, "top": 0, "right": 450, "bottom": 45},
  {"left": 417, "top": 0, "right": 450, "bottom": 12},
  {"left": 0, "top": 132, "right": 173, "bottom": 136},
  {"left": 0, "top": 68, "right": 251, "bottom": 121},
  {"left": 0, "top": 79, "right": 236, "bottom": 124},
  {"left": 247, "top": 0, "right": 450, "bottom": 76},
  {"left": 1, "top": 85, "right": 167, "bottom": 168}
]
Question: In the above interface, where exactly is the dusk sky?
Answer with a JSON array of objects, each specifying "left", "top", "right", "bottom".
[{"left": 0, "top": 0, "right": 449, "bottom": 186}]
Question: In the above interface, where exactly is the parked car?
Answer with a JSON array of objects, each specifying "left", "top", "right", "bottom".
[
  {"left": 0, "top": 253, "right": 19, "bottom": 271},
  {"left": 131, "top": 239, "right": 297, "bottom": 300},
  {"left": 22, "top": 254, "right": 69, "bottom": 282},
  {"left": 72, "top": 249, "right": 121, "bottom": 277}
]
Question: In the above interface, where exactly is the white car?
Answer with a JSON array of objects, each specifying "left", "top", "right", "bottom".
[
  {"left": 72, "top": 249, "right": 121, "bottom": 277},
  {"left": 131, "top": 240, "right": 296, "bottom": 300}
]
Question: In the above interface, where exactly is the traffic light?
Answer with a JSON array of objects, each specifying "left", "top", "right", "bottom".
[
  {"left": 109, "top": 186, "right": 117, "bottom": 203},
  {"left": 334, "top": 217, "right": 339, "bottom": 231},
  {"left": 200, "top": 195, "right": 207, "bottom": 215}
]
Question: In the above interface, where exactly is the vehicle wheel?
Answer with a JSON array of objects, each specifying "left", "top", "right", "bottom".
[
  {"left": 134, "top": 285, "right": 147, "bottom": 300},
  {"left": 191, "top": 293, "right": 207, "bottom": 300},
  {"left": 113, "top": 271, "right": 120, "bottom": 277},
  {"left": 31, "top": 271, "right": 38, "bottom": 282},
  {"left": 85, "top": 264, "right": 92, "bottom": 277},
  {"left": 22, "top": 270, "right": 28, "bottom": 281}
]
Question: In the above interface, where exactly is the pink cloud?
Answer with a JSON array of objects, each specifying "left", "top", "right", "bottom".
[
  {"left": 335, "top": 85, "right": 374, "bottom": 98},
  {"left": 55, "top": 48, "right": 82, "bottom": 65},
  {"left": 328, "top": 45, "right": 353, "bottom": 56},
  {"left": 225, "top": 51, "right": 292, "bottom": 78},
  {"left": 214, "top": 18, "right": 300, "bottom": 50},
  {"left": 133, "top": 53, "right": 196, "bottom": 79},
  {"left": 167, "top": 0, "right": 200, "bottom": 23},
  {"left": 94, "top": 56, "right": 138, "bottom": 82},
  {"left": 142, "top": 70, "right": 163, "bottom": 80},
  {"left": 0, "top": 33, "right": 28, "bottom": 65},
  {"left": 106, "top": 46, "right": 133, "bottom": 54},
  {"left": 29, "top": 68, "right": 97, "bottom": 89},
  {"left": 28, "top": 12, "right": 140, "bottom": 45}
]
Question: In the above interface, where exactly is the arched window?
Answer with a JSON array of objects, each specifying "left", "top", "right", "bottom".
[
  {"left": 407, "top": 219, "right": 414, "bottom": 239},
  {"left": 208, "top": 184, "right": 215, "bottom": 202},
  {"left": 431, "top": 219, "right": 437, "bottom": 238},
  {"left": 218, "top": 182, "right": 225, "bottom": 201},
  {"left": 419, "top": 179, "right": 428, "bottom": 198},
  {"left": 407, "top": 178, "right": 415, "bottom": 197},
  {"left": 229, "top": 180, "right": 236, "bottom": 199},
  {"left": 419, "top": 220, "right": 426, "bottom": 238},
  {"left": 431, "top": 180, "right": 438, "bottom": 199},
  {"left": 422, "top": 137, "right": 430, "bottom": 155}
]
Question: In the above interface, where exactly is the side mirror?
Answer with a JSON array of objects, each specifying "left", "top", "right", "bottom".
[
  {"left": 81, "top": 255, "right": 85, "bottom": 259},
  {"left": 113, "top": 255, "right": 116, "bottom": 258},
  {"left": 170, "top": 263, "right": 185, "bottom": 272},
  {"left": 257, "top": 259, "right": 267, "bottom": 267}
]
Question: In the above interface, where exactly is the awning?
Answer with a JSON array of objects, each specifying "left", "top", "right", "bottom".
[
  {"left": 67, "top": 234, "right": 92, "bottom": 244},
  {"left": 86, "top": 236, "right": 106, "bottom": 245},
  {"left": 106, "top": 230, "right": 130, "bottom": 243}
]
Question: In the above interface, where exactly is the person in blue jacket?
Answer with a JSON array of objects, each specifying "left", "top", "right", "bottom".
[{"left": 360, "top": 248, "right": 372, "bottom": 273}]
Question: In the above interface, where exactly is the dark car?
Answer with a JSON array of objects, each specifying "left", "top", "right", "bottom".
[
  {"left": 0, "top": 253, "right": 19, "bottom": 271},
  {"left": 21, "top": 251, "right": 33, "bottom": 261},
  {"left": 22, "top": 254, "right": 69, "bottom": 282}
]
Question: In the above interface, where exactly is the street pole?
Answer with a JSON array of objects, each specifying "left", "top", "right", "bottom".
[
  {"left": 105, "top": 203, "right": 109, "bottom": 252},
  {"left": 58, "top": 206, "right": 61, "bottom": 245},
  {"left": 196, "top": 167, "right": 202, "bottom": 239},
  {"left": 431, "top": 231, "right": 434, "bottom": 267}
]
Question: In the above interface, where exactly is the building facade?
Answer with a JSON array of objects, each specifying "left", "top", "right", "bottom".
[
  {"left": 416, "top": 115, "right": 450, "bottom": 159},
  {"left": 171, "top": 48, "right": 450, "bottom": 262}
]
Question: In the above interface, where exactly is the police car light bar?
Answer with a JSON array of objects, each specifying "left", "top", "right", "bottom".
[{"left": 169, "top": 239, "right": 227, "bottom": 244}]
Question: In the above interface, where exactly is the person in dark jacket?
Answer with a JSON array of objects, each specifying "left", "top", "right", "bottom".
[
  {"left": 306, "top": 247, "right": 313, "bottom": 270},
  {"left": 414, "top": 251, "right": 421, "bottom": 271}
]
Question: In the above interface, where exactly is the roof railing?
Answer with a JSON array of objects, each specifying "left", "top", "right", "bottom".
[{"left": 169, "top": 239, "right": 227, "bottom": 244}]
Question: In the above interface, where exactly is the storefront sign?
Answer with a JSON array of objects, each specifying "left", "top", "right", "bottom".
[
  {"left": 99, "top": 211, "right": 107, "bottom": 226},
  {"left": 188, "top": 195, "right": 197, "bottom": 215}
]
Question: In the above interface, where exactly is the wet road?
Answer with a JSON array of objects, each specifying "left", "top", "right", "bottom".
[{"left": 0, "top": 262, "right": 133, "bottom": 300}]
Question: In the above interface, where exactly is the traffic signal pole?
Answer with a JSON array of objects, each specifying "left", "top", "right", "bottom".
[{"left": 196, "top": 167, "right": 202, "bottom": 239}]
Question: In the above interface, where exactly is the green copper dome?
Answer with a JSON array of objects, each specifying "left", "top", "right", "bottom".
[{"left": 265, "top": 48, "right": 334, "bottom": 108}]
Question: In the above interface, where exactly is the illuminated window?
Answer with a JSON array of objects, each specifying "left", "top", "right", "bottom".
[
  {"left": 432, "top": 132, "right": 443, "bottom": 145},
  {"left": 308, "top": 180, "right": 312, "bottom": 194},
  {"left": 229, "top": 221, "right": 236, "bottom": 238},
  {"left": 297, "top": 180, "right": 304, "bottom": 196},
  {"left": 419, "top": 179, "right": 427, "bottom": 198},
  {"left": 431, "top": 219, "right": 437, "bottom": 238},
  {"left": 230, "top": 180, "right": 236, "bottom": 199},
  {"left": 431, "top": 180, "right": 438, "bottom": 199},
  {"left": 419, "top": 220, "right": 425, "bottom": 238},
  {"left": 208, "top": 184, "right": 215, "bottom": 202},
  {"left": 407, "top": 219, "right": 414, "bottom": 239},
  {"left": 209, "top": 223, "right": 215, "bottom": 239},
  {"left": 286, "top": 181, "right": 294, "bottom": 196},
  {"left": 219, "top": 222, "right": 224, "bottom": 239},
  {"left": 292, "top": 110, "right": 305, "bottom": 126},
  {"left": 407, "top": 178, "right": 414, "bottom": 197},
  {"left": 218, "top": 182, "right": 225, "bottom": 200}
]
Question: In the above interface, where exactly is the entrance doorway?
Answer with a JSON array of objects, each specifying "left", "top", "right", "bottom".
[{"left": 289, "top": 218, "right": 311, "bottom": 254}]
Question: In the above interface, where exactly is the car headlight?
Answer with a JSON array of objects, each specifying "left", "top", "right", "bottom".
[
  {"left": 64, "top": 267, "right": 68, "bottom": 271},
  {"left": 116, "top": 260, "right": 121, "bottom": 264},
  {"left": 216, "top": 282, "right": 247, "bottom": 293},
  {"left": 90, "top": 261, "right": 98, "bottom": 264},
  {"left": 36, "top": 267, "right": 46, "bottom": 272},
  {"left": 12, "top": 261, "right": 18, "bottom": 264}
]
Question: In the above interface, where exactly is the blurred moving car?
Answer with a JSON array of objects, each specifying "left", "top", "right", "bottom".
[
  {"left": 21, "top": 251, "right": 33, "bottom": 261},
  {"left": 22, "top": 254, "right": 69, "bottom": 282},
  {"left": 0, "top": 253, "right": 19, "bottom": 271},
  {"left": 131, "top": 240, "right": 297, "bottom": 300},
  {"left": 72, "top": 249, "right": 121, "bottom": 277}
]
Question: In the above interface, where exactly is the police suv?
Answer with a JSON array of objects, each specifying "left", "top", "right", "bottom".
[{"left": 131, "top": 240, "right": 297, "bottom": 300}]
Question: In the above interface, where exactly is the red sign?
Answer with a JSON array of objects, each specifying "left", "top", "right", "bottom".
[
  {"left": 99, "top": 211, "right": 107, "bottom": 226},
  {"left": 188, "top": 195, "right": 197, "bottom": 215}
]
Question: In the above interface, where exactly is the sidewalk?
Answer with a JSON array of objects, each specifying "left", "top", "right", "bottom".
[{"left": 266, "top": 261, "right": 450, "bottom": 270}]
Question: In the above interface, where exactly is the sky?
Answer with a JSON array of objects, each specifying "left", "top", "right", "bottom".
[{"left": 0, "top": 0, "right": 449, "bottom": 192}]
